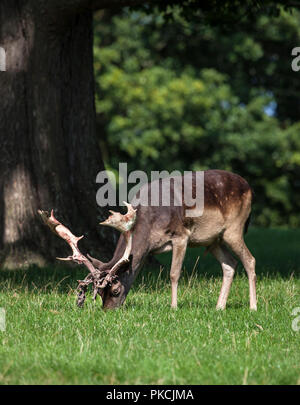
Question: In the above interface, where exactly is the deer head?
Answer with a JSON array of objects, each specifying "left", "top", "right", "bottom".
[{"left": 38, "top": 202, "right": 137, "bottom": 309}]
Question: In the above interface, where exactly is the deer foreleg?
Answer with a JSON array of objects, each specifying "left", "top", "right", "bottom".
[{"left": 170, "top": 240, "right": 188, "bottom": 309}]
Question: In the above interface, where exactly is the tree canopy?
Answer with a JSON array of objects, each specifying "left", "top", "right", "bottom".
[{"left": 94, "top": 6, "right": 300, "bottom": 227}]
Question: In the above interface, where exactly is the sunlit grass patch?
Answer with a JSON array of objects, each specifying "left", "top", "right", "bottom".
[{"left": 0, "top": 228, "right": 299, "bottom": 384}]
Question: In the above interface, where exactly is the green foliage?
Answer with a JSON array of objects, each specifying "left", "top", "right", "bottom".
[{"left": 94, "top": 8, "right": 300, "bottom": 227}]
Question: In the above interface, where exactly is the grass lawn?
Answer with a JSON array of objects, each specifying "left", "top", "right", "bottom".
[{"left": 0, "top": 228, "right": 299, "bottom": 385}]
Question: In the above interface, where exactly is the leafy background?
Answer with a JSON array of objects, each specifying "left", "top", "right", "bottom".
[{"left": 93, "top": 6, "right": 300, "bottom": 227}]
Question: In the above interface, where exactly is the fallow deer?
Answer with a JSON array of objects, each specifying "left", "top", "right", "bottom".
[{"left": 38, "top": 170, "right": 257, "bottom": 311}]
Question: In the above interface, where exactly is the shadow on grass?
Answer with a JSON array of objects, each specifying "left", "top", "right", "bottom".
[
  {"left": 0, "top": 264, "right": 87, "bottom": 294},
  {"left": 0, "top": 228, "right": 299, "bottom": 294},
  {"left": 0, "top": 259, "right": 298, "bottom": 296}
]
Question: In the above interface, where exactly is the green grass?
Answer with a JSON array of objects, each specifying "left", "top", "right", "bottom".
[{"left": 0, "top": 228, "right": 299, "bottom": 385}]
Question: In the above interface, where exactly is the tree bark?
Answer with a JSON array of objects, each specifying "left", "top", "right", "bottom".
[{"left": 0, "top": 0, "right": 118, "bottom": 268}]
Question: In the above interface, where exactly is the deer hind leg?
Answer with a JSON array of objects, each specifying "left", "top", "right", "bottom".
[
  {"left": 170, "top": 239, "right": 188, "bottom": 308},
  {"left": 211, "top": 244, "right": 238, "bottom": 310},
  {"left": 223, "top": 230, "right": 257, "bottom": 310}
]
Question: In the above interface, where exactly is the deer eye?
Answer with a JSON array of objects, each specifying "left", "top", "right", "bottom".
[{"left": 111, "top": 287, "right": 120, "bottom": 297}]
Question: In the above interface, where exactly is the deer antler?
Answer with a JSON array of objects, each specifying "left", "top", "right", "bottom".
[
  {"left": 99, "top": 201, "right": 136, "bottom": 284},
  {"left": 38, "top": 209, "right": 97, "bottom": 275},
  {"left": 99, "top": 201, "right": 136, "bottom": 232},
  {"left": 38, "top": 209, "right": 106, "bottom": 306},
  {"left": 38, "top": 202, "right": 137, "bottom": 307}
]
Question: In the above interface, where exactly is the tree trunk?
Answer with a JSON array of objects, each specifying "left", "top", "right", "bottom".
[{"left": 0, "top": 0, "right": 115, "bottom": 268}]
